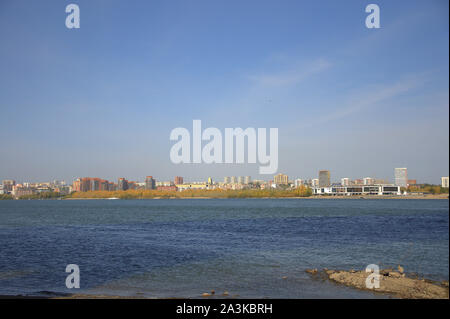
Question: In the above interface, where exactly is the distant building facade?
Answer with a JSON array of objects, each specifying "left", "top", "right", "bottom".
[
  {"left": 394, "top": 168, "right": 408, "bottom": 187},
  {"left": 156, "top": 185, "right": 177, "bottom": 191},
  {"left": 73, "top": 177, "right": 112, "bottom": 192},
  {"left": 174, "top": 176, "right": 183, "bottom": 185},
  {"left": 12, "top": 185, "right": 35, "bottom": 198},
  {"left": 294, "top": 179, "right": 303, "bottom": 187},
  {"left": 118, "top": 178, "right": 129, "bottom": 191},
  {"left": 341, "top": 178, "right": 349, "bottom": 186},
  {"left": 274, "top": 173, "right": 288, "bottom": 185},
  {"left": 145, "top": 176, "right": 156, "bottom": 190},
  {"left": 319, "top": 170, "right": 330, "bottom": 187},
  {"left": 442, "top": 177, "right": 449, "bottom": 188},
  {"left": 176, "top": 183, "right": 207, "bottom": 191},
  {"left": 2, "top": 180, "right": 16, "bottom": 193}
]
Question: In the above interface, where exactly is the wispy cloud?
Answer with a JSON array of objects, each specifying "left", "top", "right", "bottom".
[
  {"left": 301, "top": 73, "right": 429, "bottom": 128},
  {"left": 202, "top": 57, "right": 333, "bottom": 123},
  {"left": 247, "top": 58, "right": 332, "bottom": 87}
]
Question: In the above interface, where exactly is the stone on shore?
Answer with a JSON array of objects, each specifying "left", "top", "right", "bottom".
[
  {"left": 323, "top": 269, "right": 448, "bottom": 299},
  {"left": 305, "top": 269, "right": 318, "bottom": 275}
]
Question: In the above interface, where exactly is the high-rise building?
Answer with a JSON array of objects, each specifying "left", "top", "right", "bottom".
[
  {"left": 394, "top": 168, "right": 408, "bottom": 187},
  {"left": 318, "top": 170, "right": 330, "bottom": 187},
  {"left": 230, "top": 176, "right": 237, "bottom": 184},
  {"left": 363, "top": 177, "right": 374, "bottom": 185},
  {"left": 145, "top": 176, "right": 155, "bottom": 190},
  {"left": 72, "top": 179, "right": 81, "bottom": 192},
  {"left": 80, "top": 178, "right": 91, "bottom": 192},
  {"left": 244, "top": 176, "right": 251, "bottom": 184},
  {"left": 73, "top": 177, "right": 111, "bottom": 192},
  {"left": 224, "top": 177, "right": 230, "bottom": 184},
  {"left": 174, "top": 176, "right": 183, "bottom": 185},
  {"left": 90, "top": 179, "right": 100, "bottom": 191},
  {"left": 207, "top": 177, "right": 213, "bottom": 185},
  {"left": 442, "top": 177, "right": 449, "bottom": 188},
  {"left": 274, "top": 173, "right": 288, "bottom": 185},
  {"left": 341, "top": 178, "right": 349, "bottom": 186},
  {"left": 237, "top": 176, "right": 243, "bottom": 184},
  {"left": 118, "top": 178, "right": 129, "bottom": 191}
]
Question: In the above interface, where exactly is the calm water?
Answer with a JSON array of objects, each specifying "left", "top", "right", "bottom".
[{"left": 0, "top": 199, "right": 448, "bottom": 298}]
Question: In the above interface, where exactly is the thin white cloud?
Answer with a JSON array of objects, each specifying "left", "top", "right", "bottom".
[
  {"left": 301, "top": 73, "right": 429, "bottom": 128},
  {"left": 247, "top": 58, "right": 332, "bottom": 87}
]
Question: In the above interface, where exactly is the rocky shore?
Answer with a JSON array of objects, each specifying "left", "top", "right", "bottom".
[{"left": 306, "top": 267, "right": 449, "bottom": 299}]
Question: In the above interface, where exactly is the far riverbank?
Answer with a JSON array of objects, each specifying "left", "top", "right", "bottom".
[{"left": 62, "top": 194, "right": 449, "bottom": 200}]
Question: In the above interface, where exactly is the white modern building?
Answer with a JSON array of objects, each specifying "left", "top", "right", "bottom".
[
  {"left": 313, "top": 185, "right": 401, "bottom": 196},
  {"left": 442, "top": 177, "right": 449, "bottom": 188},
  {"left": 341, "top": 178, "right": 349, "bottom": 186}
]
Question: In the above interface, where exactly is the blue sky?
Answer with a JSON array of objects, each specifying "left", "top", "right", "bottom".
[{"left": 0, "top": 0, "right": 448, "bottom": 184}]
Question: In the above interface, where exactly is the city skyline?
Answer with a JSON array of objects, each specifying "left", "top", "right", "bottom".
[
  {"left": 0, "top": 168, "right": 443, "bottom": 185},
  {"left": 2, "top": 167, "right": 446, "bottom": 187},
  {"left": 1, "top": 0, "right": 448, "bottom": 184},
  {"left": 4, "top": 170, "right": 449, "bottom": 199}
]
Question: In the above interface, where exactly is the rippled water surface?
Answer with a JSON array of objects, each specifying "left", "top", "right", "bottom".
[{"left": 0, "top": 199, "right": 448, "bottom": 298}]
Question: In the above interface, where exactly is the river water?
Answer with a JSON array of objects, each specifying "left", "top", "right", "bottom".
[{"left": 0, "top": 198, "right": 448, "bottom": 298}]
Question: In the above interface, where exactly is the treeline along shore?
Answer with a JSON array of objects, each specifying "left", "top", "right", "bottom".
[
  {"left": 1, "top": 188, "right": 449, "bottom": 200},
  {"left": 0, "top": 187, "right": 312, "bottom": 200},
  {"left": 66, "top": 187, "right": 313, "bottom": 199}
]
